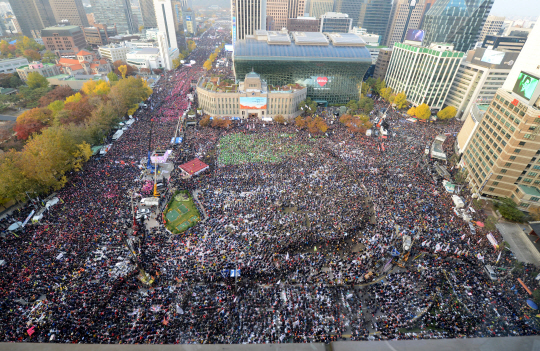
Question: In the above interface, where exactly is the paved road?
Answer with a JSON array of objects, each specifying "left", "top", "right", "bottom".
[
  {"left": 0, "top": 114, "right": 17, "bottom": 121},
  {"left": 496, "top": 221, "right": 540, "bottom": 266}
]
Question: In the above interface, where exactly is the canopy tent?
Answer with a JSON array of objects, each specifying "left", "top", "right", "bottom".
[{"left": 179, "top": 158, "right": 209, "bottom": 177}]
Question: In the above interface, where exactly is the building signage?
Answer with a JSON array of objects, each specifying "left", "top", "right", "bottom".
[
  {"left": 317, "top": 77, "right": 328, "bottom": 87},
  {"left": 232, "top": 17, "right": 236, "bottom": 46},
  {"left": 240, "top": 97, "right": 267, "bottom": 109}
]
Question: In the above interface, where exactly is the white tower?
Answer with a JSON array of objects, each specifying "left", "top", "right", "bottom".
[{"left": 154, "top": 0, "right": 178, "bottom": 50}]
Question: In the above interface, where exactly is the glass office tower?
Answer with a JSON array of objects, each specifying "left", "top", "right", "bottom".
[{"left": 421, "top": 0, "right": 494, "bottom": 52}]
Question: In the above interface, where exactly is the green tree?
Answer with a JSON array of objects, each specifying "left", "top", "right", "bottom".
[
  {"left": 437, "top": 106, "right": 457, "bottom": 120},
  {"left": 26, "top": 71, "right": 49, "bottom": 89},
  {"left": 394, "top": 92, "right": 407, "bottom": 109},
  {"left": 358, "top": 82, "right": 370, "bottom": 97},
  {"left": 107, "top": 72, "right": 119, "bottom": 82},
  {"left": 346, "top": 100, "right": 358, "bottom": 112},
  {"left": 494, "top": 198, "right": 526, "bottom": 222},
  {"left": 373, "top": 79, "right": 386, "bottom": 95},
  {"left": 19, "top": 126, "right": 92, "bottom": 193},
  {"left": 380, "top": 87, "right": 393, "bottom": 102},
  {"left": 0, "top": 150, "right": 37, "bottom": 204},
  {"left": 108, "top": 76, "right": 152, "bottom": 117},
  {"left": 41, "top": 50, "right": 57, "bottom": 63},
  {"left": 9, "top": 74, "right": 23, "bottom": 88},
  {"left": 357, "top": 97, "right": 374, "bottom": 114},
  {"left": 118, "top": 65, "right": 128, "bottom": 79},
  {"left": 415, "top": 103, "right": 431, "bottom": 120},
  {"left": 17, "top": 86, "right": 51, "bottom": 108},
  {"left": 366, "top": 77, "right": 376, "bottom": 90}
]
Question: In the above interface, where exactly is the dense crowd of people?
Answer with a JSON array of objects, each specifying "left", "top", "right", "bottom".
[{"left": 1, "top": 27, "right": 539, "bottom": 345}]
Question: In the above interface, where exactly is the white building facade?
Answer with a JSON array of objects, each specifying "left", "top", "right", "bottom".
[
  {"left": 444, "top": 48, "right": 518, "bottom": 120},
  {"left": 0, "top": 57, "right": 29, "bottom": 74},
  {"left": 385, "top": 42, "right": 463, "bottom": 109}
]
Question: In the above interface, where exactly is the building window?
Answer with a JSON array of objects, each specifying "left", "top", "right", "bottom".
[
  {"left": 510, "top": 156, "right": 516, "bottom": 160},
  {"left": 523, "top": 178, "right": 532, "bottom": 183},
  {"left": 531, "top": 197, "right": 540, "bottom": 202},
  {"left": 501, "top": 169, "right": 507, "bottom": 173},
  {"left": 505, "top": 162, "right": 512, "bottom": 167},
  {"left": 514, "top": 149, "right": 521, "bottom": 154},
  {"left": 520, "top": 203, "right": 530, "bottom": 208},
  {"left": 488, "top": 187, "right": 495, "bottom": 192},
  {"left": 496, "top": 175, "right": 503, "bottom": 180},
  {"left": 529, "top": 172, "right": 538, "bottom": 177}
]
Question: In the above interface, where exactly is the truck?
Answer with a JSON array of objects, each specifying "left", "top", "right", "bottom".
[
  {"left": 112, "top": 129, "right": 123, "bottom": 141},
  {"left": 140, "top": 197, "right": 159, "bottom": 207},
  {"left": 452, "top": 195, "right": 465, "bottom": 209}
]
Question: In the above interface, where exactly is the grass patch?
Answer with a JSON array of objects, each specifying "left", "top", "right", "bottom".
[
  {"left": 164, "top": 190, "right": 200, "bottom": 234},
  {"left": 217, "top": 133, "right": 309, "bottom": 165}
]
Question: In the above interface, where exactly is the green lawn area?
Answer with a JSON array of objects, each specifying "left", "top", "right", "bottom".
[
  {"left": 217, "top": 133, "right": 309, "bottom": 165},
  {"left": 164, "top": 190, "right": 200, "bottom": 234}
]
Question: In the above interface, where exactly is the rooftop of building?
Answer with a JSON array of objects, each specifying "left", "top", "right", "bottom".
[
  {"left": 235, "top": 31, "right": 371, "bottom": 62},
  {"left": 518, "top": 184, "right": 540, "bottom": 197},
  {"left": 394, "top": 42, "right": 464, "bottom": 57},
  {"left": 17, "top": 62, "right": 56, "bottom": 69},
  {"left": 127, "top": 47, "right": 160, "bottom": 55},
  {"left": 41, "top": 25, "right": 82, "bottom": 36}
]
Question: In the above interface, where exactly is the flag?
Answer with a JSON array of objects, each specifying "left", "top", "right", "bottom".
[
  {"left": 27, "top": 326, "right": 35, "bottom": 336},
  {"left": 496, "top": 250, "right": 502, "bottom": 263},
  {"left": 176, "top": 305, "right": 184, "bottom": 314}
]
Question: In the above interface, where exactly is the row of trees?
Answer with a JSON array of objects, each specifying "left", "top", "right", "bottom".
[
  {"left": 407, "top": 104, "right": 457, "bottom": 120},
  {"left": 199, "top": 115, "right": 232, "bottom": 128},
  {"left": 0, "top": 74, "right": 152, "bottom": 204},
  {"left": 346, "top": 97, "right": 374, "bottom": 115},
  {"left": 173, "top": 40, "right": 197, "bottom": 69},
  {"left": 295, "top": 116, "right": 328, "bottom": 134},
  {"left": 203, "top": 43, "right": 225, "bottom": 71},
  {"left": 0, "top": 36, "right": 44, "bottom": 60},
  {"left": 339, "top": 114, "right": 373, "bottom": 134}
]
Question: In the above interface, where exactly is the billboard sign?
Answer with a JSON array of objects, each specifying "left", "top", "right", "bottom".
[
  {"left": 480, "top": 49, "right": 505, "bottom": 65},
  {"left": 240, "top": 97, "right": 267, "bottom": 109},
  {"left": 405, "top": 29, "right": 424, "bottom": 43},
  {"left": 513, "top": 71, "right": 540, "bottom": 101},
  {"left": 150, "top": 150, "right": 172, "bottom": 164},
  {"left": 232, "top": 17, "right": 236, "bottom": 46}
]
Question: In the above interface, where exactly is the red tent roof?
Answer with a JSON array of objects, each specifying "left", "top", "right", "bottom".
[{"left": 179, "top": 158, "right": 209, "bottom": 175}]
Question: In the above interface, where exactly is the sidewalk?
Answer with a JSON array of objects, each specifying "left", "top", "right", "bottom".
[{"left": 496, "top": 221, "right": 540, "bottom": 266}]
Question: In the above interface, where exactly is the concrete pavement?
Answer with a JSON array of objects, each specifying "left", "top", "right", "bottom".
[{"left": 496, "top": 221, "right": 540, "bottom": 266}]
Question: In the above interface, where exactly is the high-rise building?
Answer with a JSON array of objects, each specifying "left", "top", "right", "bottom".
[
  {"left": 49, "top": 0, "right": 89, "bottom": 27},
  {"left": 84, "top": 23, "right": 118, "bottom": 47},
  {"left": 9, "top": 0, "right": 57, "bottom": 37},
  {"left": 266, "top": 0, "right": 288, "bottom": 30},
  {"left": 334, "top": 0, "right": 361, "bottom": 27},
  {"left": 232, "top": 0, "right": 267, "bottom": 43},
  {"left": 385, "top": 42, "right": 463, "bottom": 109},
  {"left": 478, "top": 15, "right": 505, "bottom": 43},
  {"left": 137, "top": 0, "right": 157, "bottom": 28},
  {"left": 287, "top": 0, "right": 306, "bottom": 19},
  {"left": 89, "top": 0, "right": 137, "bottom": 34},
  {"left": 373, "top": 47, "right": 392, "bottom": 80},
  {"left": 154, "top": 0, "right": 179, "bottom": 70},
  {"left": 358, "top": 0, "right": 393, "bottom": 42},
  {"left": 421, "top": 0, "right": 494, "bottom": 52},
  {"left": 308, "top": 0, "right": 333, "bottom": 19},
  {"left": 445, "top": 48, "right": 518, "bottom": 120},
  {"left": 481, "top": 35, "right": 526, "bottom": 52},
  {"left": 459, "top": 21, "right": 540, "bottom": 211},
  {"left": 319, "top": 12, "right": 351, "bottom": 33},
  {"left": 41, "top": 25, "right": 87, "bottom": 53},
  {"left": 418, "top": 0, "right": 436, "bottom": 28},
  {"left": 384, "top": 0, "right": 425, "bottom": 47}
]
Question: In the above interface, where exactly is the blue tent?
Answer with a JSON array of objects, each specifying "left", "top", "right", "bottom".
[
  {"left": 527, "top": 299, "right": 538, "bottom": 310},
  {"left": 8, "top": 40, "right": 16, "bottom": 45}
]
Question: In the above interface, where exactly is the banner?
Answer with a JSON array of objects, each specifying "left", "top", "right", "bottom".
[
  {"left": 150, "top": 150, "right": 172, "bottom": 164},
  {"left": 487, "top": 233, "right": 498, "bottom": 249},
  {"left": 22, "top": 210, "right": 35, "bottom": 227}
]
